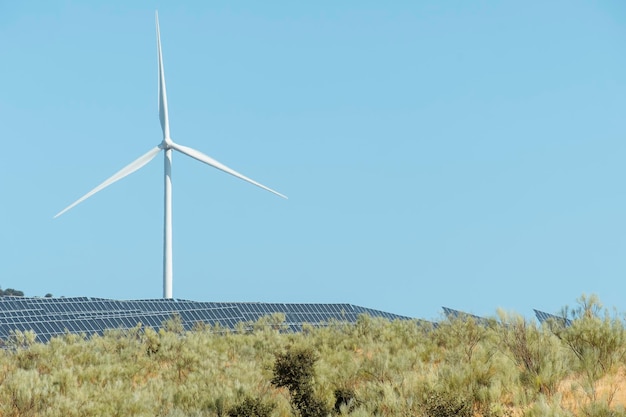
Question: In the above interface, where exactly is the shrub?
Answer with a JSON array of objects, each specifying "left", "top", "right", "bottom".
[
  {"left": 496, "top": 311, "right": 569, "bottom": 399},
  {"left": 162, "top": 313, "right": 185, "bottom": 334},
  {"left": 333, "top": 387, "right": 357, "bottom": 413},
  {"left": 552, "top": 295, "right": 626, "bottom": 402},
  {"left": 228, "top": 396, "right": 275, "bottom": 417},
  {"left": 580, "top": 401, "right": 626, "bottom": 417},
  {"left": 271, "top": 346, "right": 330, "bottom": 417},
  {"left": 422, "top": 389, "right": 473, "bottom": 417}
]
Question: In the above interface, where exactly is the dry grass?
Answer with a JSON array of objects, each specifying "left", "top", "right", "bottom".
[{"left": 555, "top": 368, "right": 626, "bottom": 414}]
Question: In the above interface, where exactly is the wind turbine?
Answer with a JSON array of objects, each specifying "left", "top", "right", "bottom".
[{"left": 55, "top": 12, "right": 287, "bottom": 299}]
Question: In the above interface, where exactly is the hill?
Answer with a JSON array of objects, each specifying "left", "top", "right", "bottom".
[{"left": 0, "top": 294, "right": 624, "bottom": 417}]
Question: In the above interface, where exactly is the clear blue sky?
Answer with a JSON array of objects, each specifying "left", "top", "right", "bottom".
[{"left": 1, "top": 1, "right": 625, "bottom": 320}]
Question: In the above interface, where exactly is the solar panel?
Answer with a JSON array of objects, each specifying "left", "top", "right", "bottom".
[
  {"left": 0, "top": 296, "right": 415, "bottom": 342},
  {"left": 533, "top": 309, "right": 571, "bottom": 327},
  {"left": 442, "top": 307, "right": 490, "bottom": 325}
]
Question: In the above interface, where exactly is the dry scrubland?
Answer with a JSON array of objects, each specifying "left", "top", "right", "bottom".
[{"left": 1, "top": 295, "right": 626, "bottom": 417}]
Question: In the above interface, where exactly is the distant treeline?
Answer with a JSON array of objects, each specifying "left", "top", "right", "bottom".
[
  {"left": 0, "top": 288, "right": 53, "bottom": 297},
  {"left": 0, "top": 288, "right": 24, "bottom": 297}
]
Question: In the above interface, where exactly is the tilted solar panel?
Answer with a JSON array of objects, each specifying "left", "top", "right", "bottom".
[
  {"left": 442, "top": 307, "right": 490, "bottom": 325},
  {"left": 0, "top": 296, "right": 415, "bottom": 343},
  {"left": 533, "top": 309, "right": 571, "bottom": 327}
]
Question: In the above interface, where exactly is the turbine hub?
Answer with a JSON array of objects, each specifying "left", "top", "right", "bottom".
[{"left": 161, "top": 137, "right": 174, "bottom": 150}]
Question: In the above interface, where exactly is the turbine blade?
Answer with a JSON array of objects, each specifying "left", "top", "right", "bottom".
[
  {"left": 54, "top": 146, "right": 162, "bottom": 218},
  {"left": 156, "top": 11, "right": 170, "bottom": 139},
  {"left": 169, "top": 141, "right": 287, "bottom": 199}
]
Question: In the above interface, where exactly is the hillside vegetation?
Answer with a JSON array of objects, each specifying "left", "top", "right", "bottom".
[{"left": 1, "top": 294, "right": 626, "bottom": 417}]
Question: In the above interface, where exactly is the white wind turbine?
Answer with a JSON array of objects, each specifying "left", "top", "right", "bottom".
[{"left": 55, "top": 12, "right": 287, "bottom": 299}]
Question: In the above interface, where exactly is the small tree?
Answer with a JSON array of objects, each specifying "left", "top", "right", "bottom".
[
  {"left": 271, "top": 346, "right": 329, "bottom": 417},
  {"left": 0, "top": 288, "right": 25, "bottom": 297}
]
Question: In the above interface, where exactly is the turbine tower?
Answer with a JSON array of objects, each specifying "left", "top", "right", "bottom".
[{"left": 55, "top": 12, "right": 287, "bottom": 299}]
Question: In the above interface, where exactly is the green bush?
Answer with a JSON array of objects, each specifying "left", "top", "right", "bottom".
[
  {"left": 422, "top": 389, "right": 473, "bottom": 417},
  {"left": 552, "top": 295, "right": 626, "bottom": 403},
  {"left": 272, "top": 346, "right": 330, "bottom": 417},
  {"left": 496, "top": 311, "right": 569, "bottom": 399},
  {"left": 333, "top": 387, "right": 357, "bottom": 413},
  {"left": 580, "top": 401, "right": 626, "bottom": 417},
  {"left": 228, "top": 396, "right": 275, "bottom": 417}
]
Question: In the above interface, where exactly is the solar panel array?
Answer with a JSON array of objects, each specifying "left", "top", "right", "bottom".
[
  {"left": 0, "top": 297, "right": 413, "bottom": 343},
  {"left": 441, "top": 307, "right": 574, "bottom": 328}
]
